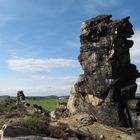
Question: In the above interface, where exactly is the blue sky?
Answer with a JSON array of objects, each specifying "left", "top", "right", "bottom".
[{"left": 0, "top": 0, "right": 140, "bottom": 96}]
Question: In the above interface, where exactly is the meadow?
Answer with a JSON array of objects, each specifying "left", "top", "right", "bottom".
[{"left": 26, "top": 98, "right": 67, "bottom": 112}]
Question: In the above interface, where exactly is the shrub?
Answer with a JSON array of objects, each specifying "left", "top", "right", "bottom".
[
  {"left": 26, "top": 103, "right": 30, "bottom": 107},
  {"left": 9, "top": 105, "right": 17, "bottom": 111},
  {"left": 10, "top": 115, "right": 50, "bottom": 135},
  {"left": 0, "top": 98, "right": 17, "bottom": 112},
  {"left": 37, "top": 106, "right": 43, "bottom": 110},
  {"left": 5, "top": 112, "right": 20, "bottom": 119},
  {"left": 33, "top": 104, "right": 38, "bottom": 109},
  {"left": 48, "top": 123, "right": 68, "bottom": 138}
]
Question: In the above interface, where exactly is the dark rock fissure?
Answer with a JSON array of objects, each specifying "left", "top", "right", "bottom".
[{"left": 67, "top": 15, "right": 140, "bottom": 130}]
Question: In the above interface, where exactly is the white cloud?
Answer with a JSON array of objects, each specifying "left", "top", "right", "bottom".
[
  {"left": 136, "top": 79, "right": 140, "bottom": 94},
  {"left": 24, "top": 75, "right": 78, "bottom": 95},
  {"left": 130, "top": 29, "right": 140, "bottom": 63},
  {"left": 127, "top": 29, "right": 140, "bottom": 93},
  {"left": 8, "top": 58, "right": 79, "bottom": 72},
  {"left": 5, "top": 57, "right": 80, "bottom": 96},
  {"left": 0, "top": 75, "right": 78, "bottom": 96},
  {"left": 0, "top": 86, "right": 73, "bottom": 96},
  {"left": 28, "top": 75, "right": 77, "bottom": 85},
  {"left": 137, "top": 81, "right": 140, "bottom": 86}
]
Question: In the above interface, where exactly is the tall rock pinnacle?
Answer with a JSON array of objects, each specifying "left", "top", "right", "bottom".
[{"left": 67, "top": 15, "right": 140, "bottom": 130}]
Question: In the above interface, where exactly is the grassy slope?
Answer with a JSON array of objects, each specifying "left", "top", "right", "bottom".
[
  {"left": 26, "top": 98, "right": 67, "bottom": 112},
  {"left": 0, "top": 98, "right": 17, "bottom": 112}
]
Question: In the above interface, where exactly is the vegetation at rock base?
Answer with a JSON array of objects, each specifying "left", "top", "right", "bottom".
[
  {"left": 0, "top": 97, "right": 68, "bottom": 131},
  {"left": 9, "top": 113, "right": 50, "bottom": 135}
]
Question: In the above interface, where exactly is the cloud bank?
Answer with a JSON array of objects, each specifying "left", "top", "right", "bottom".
[
  {"left": 130, "top": 29, "right": 140, "bottom": 63},
  {"left": 8, "top": 58, "right": 79, "bottom": 72}
]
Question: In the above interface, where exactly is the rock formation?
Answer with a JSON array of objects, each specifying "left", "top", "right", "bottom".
[
  {"left": 16, "top": 90, "right": 27, "bottom": 113},
  {"left": 67, "top": 15, "right": 140, "bottom": 130},
  {"left": 1, "top": 124, "right": 32, "bottom": 138},
  {"left": 16, "top": 91, "right": 49, "bottom": 116}
]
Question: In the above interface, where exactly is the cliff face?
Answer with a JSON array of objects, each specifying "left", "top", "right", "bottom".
[{"left": 67, "top": 15, "right": 140, "bottom": 129}]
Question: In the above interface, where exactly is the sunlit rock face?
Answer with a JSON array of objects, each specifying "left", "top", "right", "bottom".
[{"left": 67, "top": 15, "right": 140, "bottom": 129}]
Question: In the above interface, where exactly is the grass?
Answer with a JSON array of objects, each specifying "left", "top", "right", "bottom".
[
  {"left": 9, "top": 113, "right": 51, "bottom": 135},
  {"left": 0, "top": 98, "right": 67, "bottom": 112},
  {"left": 0, "top": 98, "right": 17, "bottom": 112},
  {"left": 26, "top": 98, "right": 67, "bottom": 112}
]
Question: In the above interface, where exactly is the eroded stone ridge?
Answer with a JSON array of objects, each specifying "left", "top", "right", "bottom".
[{"left": 67, "top": 15, "right": 140, "bottom": 130}]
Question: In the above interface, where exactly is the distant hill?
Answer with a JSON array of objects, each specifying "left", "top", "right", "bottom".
[
  {"left": 0, "top": 95, "right": 69, "bottom": 100},
  {"left": 26, "top": 95, "right": 69, "bottom": 100},
  {"left": 46, "top": 95, "right": 59, "bottom": 99},
  {"left": 0, "top": 95, "right": 10, "bottom": 98}
]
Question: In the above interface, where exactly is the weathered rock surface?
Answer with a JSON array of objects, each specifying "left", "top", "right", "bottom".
[
  {"left": 1, "top": 124, "right": 32, "bottom": 139},
  {"left": 16, "top": 90, "right": 27, "bottom": 113},
  {"left": 67, "top": 15, "right": 140, "bottom": 130},
  {"left": 50, "top": 102, "right": 68, "bottom": 120},
  {"left": 55, "top": 113, "right": 139, "bottom": 140}
]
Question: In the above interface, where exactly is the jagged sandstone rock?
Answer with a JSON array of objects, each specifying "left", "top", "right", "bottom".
[
  {"left": 16, "top": 91, "right": 27, "bottom": 113},
  {"left": 55, "top": 113, "right": 139, "bottom": 140},
  {"left": 67, "top": 15, "right": 140, "bottom": 130},
  {"left": 50, "top": 102, "right": 68, "bottom": 120}
]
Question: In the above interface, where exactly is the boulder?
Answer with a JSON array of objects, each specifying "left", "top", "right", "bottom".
[
  {"left": 2, "top": 124, "right": 32, "bottom": 138},
  {"left": 16, "top": 91, "right": 27, "bottom": 113}
]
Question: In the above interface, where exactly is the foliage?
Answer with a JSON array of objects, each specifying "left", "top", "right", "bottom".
[
  {"left": 0, "top": 98, "right": 17, "bottom": 112},
  {"left": 10, "top": 114, "right": 50, "bottom": 135},
  {"left": 26, "top": 103, "right": 30, "bottom": 106},
  {"left": 5, "top": 112, "right": 20, "bottom": 119},
  {"left": 0, "top": 98, "right": 67, "bottom": 112}
]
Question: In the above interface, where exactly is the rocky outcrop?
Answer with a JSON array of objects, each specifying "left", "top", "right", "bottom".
[
  {"left": 16, "top": 91, "right": 27, "bottom": 113},
  {"left": 67, "top": 15, "right": 140, "bottom": 130},
  {"left": 50, "top": 102, "right": 68, "bottom": 120},
  {"left": 16, "top": 91, "right": 49, "bottom": 116},
  {"left": 1, "top": 124, "right": 32, "bottom": 139},
  {"left": 55, "top": 113, "right": 139, "bottom": 140}
]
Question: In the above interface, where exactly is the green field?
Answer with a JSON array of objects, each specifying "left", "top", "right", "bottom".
[{"left": 26, "top": 98, "right": 67, "bottom": 112}]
